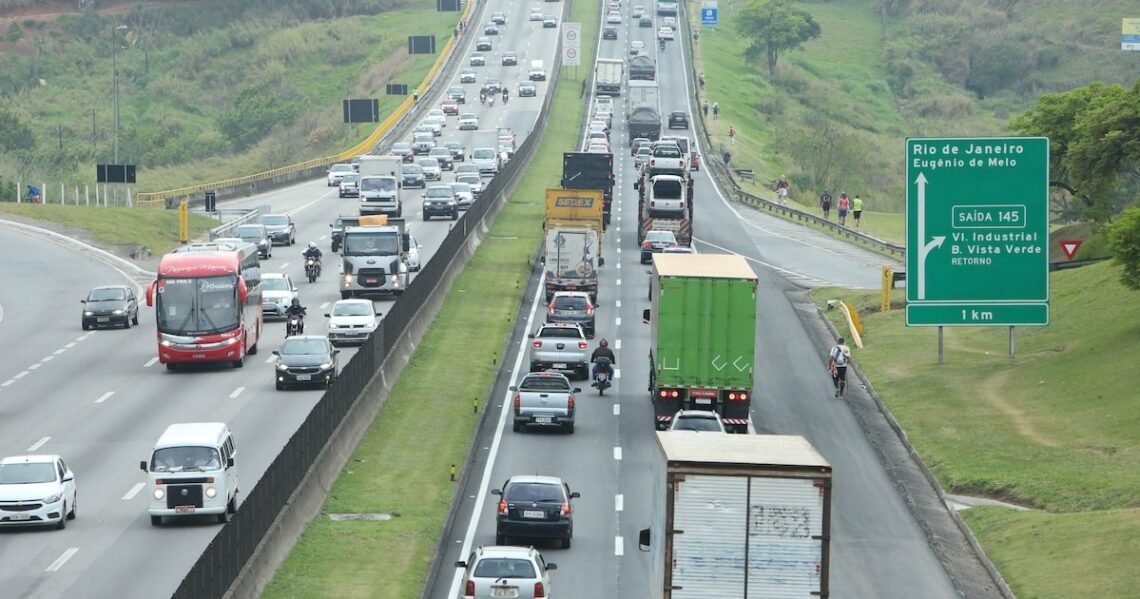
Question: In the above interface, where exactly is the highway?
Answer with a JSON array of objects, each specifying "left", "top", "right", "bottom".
[
  {"left": 0, "top": 0, "right": 559, "bottom": 596},
  {"left": 429, "top": 2, "right": 959, "bottom": 599}
]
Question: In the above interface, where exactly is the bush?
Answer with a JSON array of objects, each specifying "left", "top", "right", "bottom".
[
  {"left": 756, "top": 94, "right": 786, "bottom": 119},
  {"left": 6, "top": 22, "right": 22, "bottom": 42},
  {"left": 1107, "top": 207, "right": 1140, "bottom": 290},
  {"left": 966, "top": 40, "right": 1031, "bottom": 98}
]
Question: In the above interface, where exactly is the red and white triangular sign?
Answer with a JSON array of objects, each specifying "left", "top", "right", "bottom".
[{"left": 1059, "top": 240, "right": 1082, "bottom": 261}]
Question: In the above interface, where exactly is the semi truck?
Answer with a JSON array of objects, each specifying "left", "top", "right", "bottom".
[
  {"left": 642, "top": 253, "right": 757, "bottom": 432},
  {"left": 629, "top": 54, "right": 656, "bottom": 81},
  {"left": 635, "top": 168, "right": 694, "bottom": 245},
  {"left": 562, "top": 152, "right": 615, "bottom": 226},
  {"left": 595, "top": 58, "right": 624, "bottom": 96},
  {"left": 639, "top": 432, "right": 832, "bottom": 598},
  {"left": 543, "top": 189, "right": 605, "bottom": 302},
  {"left": 628, "top": 80, "right": 661, "bottom": 141},
  {"left": 340, "top": 214, "right": 410, "bottom": 299}
]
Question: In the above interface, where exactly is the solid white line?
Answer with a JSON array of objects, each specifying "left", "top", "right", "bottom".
[
  {"left": 615, "top": 536, "right": 625, "bottom": 556},
  {"left": 53, "top": 348, "right": 66, "bottom": 356},
  {"left": 143, "top": 357, "right": 159, "bottom": 368},
  {"left": 615, "top": 494, "right": 624, "bottom": 511},
  {"left": 41, "top": 355, "right": 54, "bottom": 362},
  {"left": 447, "top": 272, "right": 547, "bottom": 598},
  {"left": 95, "top": 391, "right": 114, "bottom": 404},
  {"left": 28, "top": 363, "right": 41, "bottom": 371},
  {"left": 122, "top": 482, "right": 145, "bottom": 500},
  {"left": 614, "top": 447, "right": 623, "bottom": 460},
  {"left": 27, "top": 437, "right": 50, "bottom": 452},
  {"left": 613, "top": 403, "right": 621, "bottom": 416},
  {"left": 615, "top": 338, "right": 622, "bottom": 350},
  {"left": 229, "top": 387, "right": 245, "bottom": 399},
  {"left": 320, "top": 301, "right": 330, "bottom": 309},
  {"left": 45, "top": 548, "right": 79, "bottom": 573},
  {"left": 265, "top": 355, "right": 276, "bottom": 364},
  {"left": 13, "top": 370, "right": 28, "bottom": 379},
  {"left": 64, "top": 342, "right": 76, "bottom": 349}
]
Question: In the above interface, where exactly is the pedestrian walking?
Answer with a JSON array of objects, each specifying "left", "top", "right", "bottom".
[
  {"left": 852, "top": 194, "right": 864, "bottom": 227},
  {"left": 836, "top": 192, "right": 850, "bottom": 226},
  {"left": 728, "top": 126, "right": 736, "bottom": 145},
  {"left": 828, "top": 337, "right": 852, "bottom": 397},
  {"left": 413, "top": 88, "right": 419, "bottom": 103},
  {"left": 819, "top": 190, "right": 832, "bottom": 220},
  {"left": 712, "top": 102, "right": 719, "bottom": 120},
  {"left": 698, "top": 72, "right": 705, "bottom": 89},
  {"left": 775, "top": 175, "right": 789, "bottom": 206},
  {"left": 702, "top": 101, "right": 709, "bottom": 118}
]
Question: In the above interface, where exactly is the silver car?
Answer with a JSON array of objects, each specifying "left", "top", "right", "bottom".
[
  {"left": 528, "top": 323, "right": 589, "bottom": 379},
  {"left": 417, "top": 157, "right": 442, "bottom": 181},
  {"left": 456, "top": 172, "right": 483, "bottom": 197},
  {"left": 234, "top": 223, "right": 272, "bottom": 259},
  {"left": 510, "top": 371, "right": 580, "bottom": 433},
  {"left": 261, "top": 273, "right": 298, "bottom": 319},
  {"left": 455, "top": 546, "right": 557, "bottom": 599},
  {"left": 326, "top": 163, "right": 353, "bottom": 186}
]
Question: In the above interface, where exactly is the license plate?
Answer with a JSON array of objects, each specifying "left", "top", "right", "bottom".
[
  {"left": 695, "top": 398, "right": 712, "bottom": 405},
  {"left": 192, "top": 354, "right": 206, "bottom": 359},
  {"left": 523, "top": 510, "right": 545, "bottom": 519},
  {"left": 553, "top": 363, "right": 567, "bottom": 369},
  {"left": 364, "top": 277, "right": 378, "bottom": 284},
  {"left": 97, "top": 317, "right": 110, "bottom": 322},
  {"left": 175, "top": 505, "right": 195, "bottom": 513},
  {"left": 10, "top": 513, "right": 31, "bottom": 521},
  {"left": 296, "top": 374, "right": 312, "bottom": 381},
  {"left": 535, "top": 417, "right": 552, "bottom": 424},
  {"left": 491, "top": 587, "right": 518, "bottom": 598}
]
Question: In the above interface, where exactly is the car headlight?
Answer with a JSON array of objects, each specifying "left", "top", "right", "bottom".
[
  {"left": 43, "top": 492, "right": 63, "bottom": 504},
  {"left": 344, "top": 274, "right": 353, "bottom": 283},
  {"left": 319, "top": 362, "right": 334, "bottom": 370},
  {"left": 84, "top": 311, "right": 94, "bottom": 316},
  {"left": 113, "top": 309, "right": 125, "bottom": 315},
  {"left": 225, "top": 337, "right": 238, "bottom": 345},
  {"left": 205, "top": 487, "right": 217, "bottom": 498},
  {"left": 154, "top": 488, "right": 165, "bottom": 500},
  {"left": 276, "top": 362, "right": 289, "bottom": 371}
]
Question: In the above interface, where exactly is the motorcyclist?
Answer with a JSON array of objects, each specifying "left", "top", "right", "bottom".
[
  {"left": 502, "top": 87, "right": 509, "bottom": 103},
  {"left": 285, "top": 297, "right": 306, "bottom": 334},
  {"left": 659, "top": 38, "right": 666, "bottom": 51},
  {"left": 302, "top": 241, "right": 323, "bottom": 275},
  {"left": 479, "top": 89, "right": 487, "bottom": 104},
  {"left": 26, "top": 184, "right": 41, "bottom": 203},
  {"left": 590, "top": 338, "right": 616, "bottom": 382}
]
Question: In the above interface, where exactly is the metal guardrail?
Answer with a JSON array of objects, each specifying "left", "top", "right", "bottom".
[
  {"left": 135, "top": 0, "right": 476, "bottom": 209},
  {"left": 207, "top": 205, "right": 268, "bottom": 240}
]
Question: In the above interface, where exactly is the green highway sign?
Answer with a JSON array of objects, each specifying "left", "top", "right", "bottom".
[{"left": 905, "top": 137, "right": 1050, "bottom": 326}]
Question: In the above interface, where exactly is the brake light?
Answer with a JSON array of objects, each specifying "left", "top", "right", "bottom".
[
  {"left": 561, "top": 502, "right": 571, "bottom": 516},
  {"left": 567, "top": 396, "right": 575, "bottom": 410},
  {"left": 498, "top": 500, "right": 508, "bottom": 515},
  {"left": 586, "top": 304, "right": 594, "bottom": 316},
  {"left": 659, "top": 389, "right": 680, "bottom": 398},
  {"left": 728, "top": 392, "right": 749, "bottom": 401},
  {"left": 513, "top": 394, "right": 521, "bottom": 411},
  {"left": 465, "top": 580, "right": 475, "bottom": 597},
  {"left": 534, "top": 582, "right": 546, "bottom": 598},
  {"left": 533, "top": 340, "right": 542, "bottom": 348},
  {"left": 643, "top": 241, "right": 652, "bottom": 248},
  {"left": 578, "top": 341, "right": 588, "bottom": 349},
  {"left": 548, "top": 303, "right": 556, "bottom": 315}
]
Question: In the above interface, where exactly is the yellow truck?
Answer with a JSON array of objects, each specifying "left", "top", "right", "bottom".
[{"left": 543, "top": 189, "right": 605, "bottom": 302}]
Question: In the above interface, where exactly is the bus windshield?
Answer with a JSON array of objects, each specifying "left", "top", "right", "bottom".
[{"left": 156, "top": 275, "right": 241, "bottom": 335}]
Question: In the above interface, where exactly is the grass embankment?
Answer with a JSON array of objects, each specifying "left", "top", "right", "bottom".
[
  {"left": 0, "top": 203, "right": 215, "bottom": 254},
  {"left": 261, "top": 2, "right": 601, "bottom": 597},
  {"left": 812, "top": 261, "right": 1140, "bottom": 597}
]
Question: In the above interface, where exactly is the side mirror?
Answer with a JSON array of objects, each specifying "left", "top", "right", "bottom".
[
  {"left": 325, "top": 314, "right": 332, "bottom": 318},
  {"left": 639, "top": 528, "right": 651, "bottom": 551},
  {"left": 509, "top": 386, "right": 518, "bottom": 391},
  {"left": 527, "top": 333, "right": 535, "bottom": 339},
  {"left": 227, "top": 457, "right": 235, "bottom": 468},
  {"left": 329, "top": 223, "right": 334, "bottom": 227},
  {"left": 62, "top": 471, "right": 74, "bottom": 482},
  {"left": 332, "top": 350, "right": 341, "bottom": 355},
  {"left": 375, "top": 312, "right": 384, "bottom": 317},
  {"left": 139, "top": 460, "right": 148, "bottom": 472},
  {"left": 491, "top": 488, "right": 502, "bottom": 496},
  {"left": 642, "top": 308, "right": 651, "bottom": 323},
  {"left": 80, "top": 299, "right": 86, "bottom": 304},
  {"left": 570, "top": 491, "right": 581, "bottom": 499},
  {"left": 272, "top": 350, "right": 281, "bottom": 356},
  {"left": 454, "top": 561, "right": 467, "bottom": 568},
  {"left": 291, "top": 288, "right": 298, "bottom": 293},
  {"left": 598, "top": 257, "right": 605, "bottom": 267},
  {"left": 546, "top": 563, "right": 558, "bottom": 571},
  {"left": 573, "top": 388, "right": 582, "bottom": 393}
]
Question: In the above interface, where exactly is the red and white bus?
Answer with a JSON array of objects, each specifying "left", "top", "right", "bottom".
[{"left": 146, "top": 242, "right": 263, "bottom": 370}]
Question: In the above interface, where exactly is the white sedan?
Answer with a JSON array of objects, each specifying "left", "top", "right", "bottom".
[
  {"left": 326, "top": 299, "right": 381, "bottom": 346},
  {"left": 606, "top": 11, "right": 622, "bottom": 24},
  {"left": 658, "top": 26, "right": 674, "bottom": 41},
  {"left": 0, "top": 454, "right": 77, "bottom": 529},
  {"left": 458, "top": 113, "right": 479, "bottom": 131},
  {"left": 326, "top": 163, "right": 353, "bottom": 186}
]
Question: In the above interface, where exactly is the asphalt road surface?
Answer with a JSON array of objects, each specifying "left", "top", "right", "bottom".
[
  {"left": 0, "top": 0, "right": 559, "bottom": 595},
  {"left": 428, "top": 3, "right": 959, "bottom": 599}
]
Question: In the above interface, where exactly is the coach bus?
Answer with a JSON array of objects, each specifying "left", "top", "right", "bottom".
[{"left": 146, "top": 242, "right": 263, "bottom": 370}]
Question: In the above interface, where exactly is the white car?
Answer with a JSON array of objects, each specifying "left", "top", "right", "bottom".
[
  {"left": 455, "top": 163, "right": 481, "bottom": 178},
  {"left": 646, "top": 174, "right": 687, "bottom": 215},
  {"left": 658, "top": 26, "right": 674, "bottom": 41},
  {"left": 529, "top": 7, "right": 543, "bottom": 20},
  {"left": 417, "top": 157, "right": 443, "bottom": 181},
  {"left": 456, "top": 546, "right": 557, "bottom": 599},
  {"left": 587, "top": 143, "right": 610, "bottom": 154},
  {"left": 606, "top": 11, "right": 622, "bottom": 24},
  {"left": 471, "top": 147, "right": 500, "bottom": 175},
  {"left": 426, "top": 109, "right": 447, "bottom": 125},
  {"left": 326, "top": 163, "right": 353, "bottom": 186},
  {"left": 261, "top": 272, "right": 299, "bottom": 320},
  {"left": 456, "top": 172, "right": 483, "bottom": 196},
  {"left": 629, "top": 41, "right": 645, "bottom": 56},
  {"left": 325, "top": 299, "right": 381, "bottom": 346},
  {"left": 0, "top": 454, "right": 77, "bottom": 529},
  {"left": 458, "top": 113, "right": 479, "bottom": 131},
  {"left": 587, "top": 131, "right": 609, "bottom": 148},
  {"left": 451, "top": 182, "right": 475, "bottom": 209},
  {"left": 419, "top": 118, "right": 442, "bottom": 137},
  {"left": 668, "top": 410, "right": 726, "bottom": 432},
  {"left": 405, "top": 231, "right": 422, "bottom": 271},
  {"left": 470, "top": 53, "right": 486, "bottom": 66},
  {"left": 663, "top": 16, "right": 677, "bottom": 28}
]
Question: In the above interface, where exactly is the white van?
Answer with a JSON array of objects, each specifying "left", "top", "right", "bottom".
[
  {"left": 529, "top": 60, "right": 546, "bottom": 81},
  {"left": 140, "top": 422, "right": 239, "bottom": 526}
]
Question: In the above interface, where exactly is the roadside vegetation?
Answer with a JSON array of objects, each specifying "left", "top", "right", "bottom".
[
  {"left": 261, "top": 1, "right": 601, "bottom": 596},
  {"left": 0, "top": 202, "right": 216, "bottom": 254},
  {"left": 0, "top": 0, "right": 454, "bottom": 197}
]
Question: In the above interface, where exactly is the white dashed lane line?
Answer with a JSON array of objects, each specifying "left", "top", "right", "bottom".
[
  {"left": 613, "top": 447, "right": 622, "bottom": 461},
  {"left": 45, "top": 548, "right": 79, "bottom": 573},
  {"left": 143, "top": 357, "right": 159, "bottom": 368},
  {"left": 229, "top": 387, "right": 245, "bottom": 399},
  {"left": 122, "top": 482, "right": 145, "bottom": 501},
  {"left": 614, "top": 536, "right": 624, "bottom": 556},
  {"left": 95, "top": 391, "right": 114, "bottom": 404},
  {"left": 615, "top": 494, "right": 624, "bottom": 511},
  {"left": 265, "top": 355, "right": 276, "bottom": 364},
  {"left": 613, "top": 403, "right": 620, "bottom": 416},
  {"left": 27, "top": 436, "right": 50, "bottom": 452}
]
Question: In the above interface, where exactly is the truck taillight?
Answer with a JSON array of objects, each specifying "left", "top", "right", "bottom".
[
  {"left": 728, "top": 392, "right": 749, "bottom": 401},
  {"left": 567, "top": 396, "right": 575, "bottom": 410},
  {"left": 643, "top": 241, "right": 652, "bottom": 248},
  {"left": 679, "top": 201, "right": 685, "bottom": 209},
  {"left": 464, "top": 581, "right": 475, "bottom": 597},
  {"left": 498, "top": 500, "right": 508, "bottom": 515},
  {"left": 659, "top": 389, "right": 680, "bottom": 398},
  {"left": 513, "top": 394, "right": 521, "bottom": 411},
  {"left": 650, "top": 200, "right": 656, "bottom": 208},
  {"left": 534, "top": 582, "right": 546, "bottom": 598},
  {"left": 578, "top": 341, "right": 588, "bottom": 349}
]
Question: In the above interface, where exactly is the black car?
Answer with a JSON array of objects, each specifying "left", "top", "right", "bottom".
[
  {"left": 447, "top": 85, "right": 466, "bottom": 104},
  {"left": 639, "top": 16, "right": 653, "bottom": 27},
  {"left": 668, "top": 111, "right": 690, "bottom": 129},
  {"left": 273, "top": 336, "right": 338, "bottom": 390},
  {"left": 422, "top": 185, "right": 459, "bottom": 221},
  {"left": 518, "top": 81, "right": 538, "bottom": 97},
  {"left": 476, "top": 37, "right": 492, "bottom": 51},
  {"left": 234, "top": 223, "right": 272, "bottom": 259},
  {"left": 546, "top": 292, "right": 595, "bottom": 337},
  {"left": 445, "top": 141, "right": 466, "bottom": 161},
  {"left": 492, "top": 476, "right": 580, "bottom": 548},
  {"left": 603, "top": 26, "right": 618, "bottom": 39},
  {"left": 259, "top": 213, "right": 296, "bottom": 246},
  {"left": 81, "top": 285, "right": 139, "bottom": 330},
  {"left": 401, "top": 165, "right": 426, "bottom": 189},
  {"left": 428, "top": 148, "right": 454, "bottom": 170},
  {"left": 484, "top": 23, "right": 499, "bottom": 35}
]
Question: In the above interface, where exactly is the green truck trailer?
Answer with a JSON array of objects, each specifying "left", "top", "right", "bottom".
[{"left": 643, "top": 254, "right": 758, "bottom": 433}]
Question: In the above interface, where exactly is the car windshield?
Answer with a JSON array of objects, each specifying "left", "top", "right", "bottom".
[
  {"left": 343, "top": 231, "right": 399, "bottom": 256},
  {"left": 506, "top": 482, "right": 564, "bottom": 502},
  {"left": 342, "top": 174, "right": 360, "bottom": 183},
  {"left": 419, "top": 159, "right": 439, "bottom": 168},
  {"left": 427, "top": 187, "right": 452, "bottom": 198},
  {"left": 458, "top": 176, "right": 480, "bottom": 185},
  {"left": 675, "top": 416, "right": 723, "bottom": 432},
  {"left": 0, "top": 462, "right": 56, "bottom": 484},
  {"left": 89, "top": 287, "right": 126, "bottom": 301},
  {"left": 261, "top": 215, "right": 288, "bottom": 226},
  {"left": 521, "top": 375, "right": 571, "bottom": 391},
  {"left": 281, "top": 338, "right": 330, "bottom": 355},
  {"left": 452, "top": 184, "right": 472, "bottom": 194},
  {"left": 473, "top": 558, "right": 537, "bottom": 579},
  {"left": 361, "top": 178, "right": 396, "bottom": 192},
  {"left": 655, "top": 146, "right": 681, "bottom": 158},
  {"left": 156, "top": 275, "right": 241, "bottom": 335},
  {"left": 330, "top": 164, "right": 352, "bottom": 173},
  {"left": 333, "top": 302, "right": 373, "bottom": 316},
  {"left": 262, "top": 277, "right": 289, "bottom": 291},
  {"left": 473, "top": 149, "right": 495, "bottom": 159},
  {"left": 392, "top": 143, "right": 411, "bottom": 151},
  {"left": 403, "top": 166, "right": 423, "bottom": 175},
  {"left": 554, "top": 296, "right": 590, "bottom": 310},
  {"left": 637, "top": 148, "right": 652, "bottom": 157},
  {"left": 652, "top": 179, "right": 683, "bottom": 199},
  {"left": 150, "top": 446, "right": 221, "bottom": 473},
  {"left": 234, "top": 225, "right": 264, "bottom": 238},
  {"left": 646, "top": 231, "right": 676, "bottom": 243},
  {"left": 539, "top": 327, "right": 581, "bottom": 339}
]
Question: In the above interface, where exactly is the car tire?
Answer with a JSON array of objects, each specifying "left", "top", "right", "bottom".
[
  {"left": 341, "top": 291, "right": 350, "bottom": 300},
  {"left": 496, "top": 533, "right": 507, "bottom": 545},
  {"left": 513, "top": 422, "right": 522, "bottom": 433},
  {"left": 150, "top": 515, "right": 162, "bottom": 526},
  {"left": 276, "top": 381, "right": 284, "bottom": 391},
  {"left": 67, "top": 495, "right": 77, "bottom": 520},
  {"left": 232, "top": 355, "right": 244, "bottom": 369},
  {"left": 423, "top": 211, "right": 429, "bottom": 221},
  {"left": 248, "top": 340, "right": 258, "bottom": 355},
  {"left": 82, "top": 322, "right": 90, "bottom": 331},
  {"left": 165, "top": 362, "right": 177, "bottom": 372},
  {"left": 132, "top": 311, "right": 139, "bottom": 326},
  {"left": 124, "top": 317, "right": 131, "bottom": 329},
  {"left": 451, "top": 211, "right": 458, "bottom": 220},
  {"left": 564, "top": 422, "right": 575, "bottom": 435},
  {"left": 56, "top": 505, "right": 66, "bottom": 529},
  {"left": 561, "top": 535, "right": 572, "bottom": 549}
]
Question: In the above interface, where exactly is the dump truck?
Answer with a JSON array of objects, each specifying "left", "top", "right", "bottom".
[
  {"left": 340, "top": 214, "right": 410, "bottom": 298},
  {"left": 639, "top": 432, "right": 832, "bottom": 598},
  {"left": 635, "top": 168, "right": 694, "bottom": 245},
  {"left": 629, "top": 54, "right": 656, "bottom": 81},
  {"left": 562, "top": 152, "right": 615, "bottom": 227},
  {"left": 595, "top": 58, "right": 624, "bottom": 96},
  {"left": 543, "top": 189, "right": 605, "bottom": 302},
  {"left": 628, "top": 80, "right": 661, "bottom": 141},
  {"left": 642, "top": 253, "right": 757, "bottom": 432}
]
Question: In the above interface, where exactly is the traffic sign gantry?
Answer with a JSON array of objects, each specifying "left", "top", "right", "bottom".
[{"left": 905, "top": 137, "right": 1050, "bottom": 326}]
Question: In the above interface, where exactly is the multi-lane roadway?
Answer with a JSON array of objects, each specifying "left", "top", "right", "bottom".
[
  {"left": 429, "top": 2, "right": 961, "bottom": 598},
  {"left": 0, "top": 1, "right": 560, "bottom": 596}
]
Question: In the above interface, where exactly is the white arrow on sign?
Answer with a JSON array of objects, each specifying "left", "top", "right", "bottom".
[
  {"left": 711, "top": 355, "right": 726, "bottom": 371},
  {"left": 732, "top": 356, "right": 749, "bottom": 372},
  {"left": 915, "top": 172, "right": 946, "bottom": 300}
]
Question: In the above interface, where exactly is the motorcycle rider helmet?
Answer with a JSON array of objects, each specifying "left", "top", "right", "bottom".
[
  {"left": 308, "top": 241, "right": 317, "bottom": 249},
  {"left": 599, "top": 338, "right": 608, "bottom": 348},
  {"left": 291, "top": 298, "right": 301, "bottom": 307}
]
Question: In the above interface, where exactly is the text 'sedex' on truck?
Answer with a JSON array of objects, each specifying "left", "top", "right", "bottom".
[{"left": 543, "top": 189, "right": 605, "bottom": 302}]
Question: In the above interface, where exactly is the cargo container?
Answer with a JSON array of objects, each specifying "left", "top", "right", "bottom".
[{"left": 544, "top": 189, "right": 605, "bottom": 302}]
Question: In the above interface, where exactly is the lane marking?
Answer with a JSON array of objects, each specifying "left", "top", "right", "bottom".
[
  {"left": 122, "top": 482, "right": 145, "bottom": 500},
  {"left": 1, "top": 379, "right": 14, "bottom": 387},
  {"left": 615, "top": 317, "right": 621, "bottom": 326},
  {"left": 615, "top": 338, "right": 622, "bottom": 350},
  {"left": 616, "top": 261, "right": 622, "bottom": 269},
  {"left": 614, "top": 368, "right": 621, "bottom": 379},
  {"left": 265, "top": 355, "right": 276, "bottom": 364},
  {"left": 280, "top": 263, "right": 290, "bottom": 269},
  {"left": 143, "top": 357, "right": 159, "bottom": 368},
  {"left": 41, "top": 355, "right": 54, "bottom": 362},
  {"left": 615, "top": 300, "right": 621, "bottom": 308},
  {"left": 45, "top": 548, "right": 79, "bottom": 573},
  {"left": 614, "top": 447, "right": 623, "bottom": 460},
  {"left": 53, "top": 348, "right": 66, "bottom": 356},
  {"left": 13, "top": 370, "right": 28, "bottom": 379},
  {"left": 28, "top": 363, "right": 41, "bottom": 371},
  {"left": 615, "top": 536, "right": 624, "bottom": 556},
  {"left": 616, "top": 279, "right": 622, "bottom": 286},
  {"left": 27, "top": 437, "right": 50, "bottom": 452},
  {"left": 320, "top": 301, "right": 330, "bottom": 309},
  {"left": 64, "top": 342, "right": 76, "bottom": 349},
  {"left": 229, "top": 387, "right": 245, "bottom": 399},
  {"left": 613, "top": 403, "right": 620, "bottom": 416},
  {"left": 615, "top": 494, "right": 624, "bottom": 511},
  {"left": 95, "top": 391, "right": 114, "bottom": 404}
]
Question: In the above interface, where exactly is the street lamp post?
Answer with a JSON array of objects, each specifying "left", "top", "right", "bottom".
[{"left": 112, "top": 24, "right": 128, "bottom": 163}]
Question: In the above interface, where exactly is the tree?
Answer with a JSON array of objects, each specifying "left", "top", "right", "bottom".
[
  {"left": 0, "top": 108, "right": 36, "bottom": 153},
  {"left": 1108, "top": 207, "right": 1140, "bottom": 290},
  {"left": 735, "top": 0, "right": 821, "bottom": 77}
]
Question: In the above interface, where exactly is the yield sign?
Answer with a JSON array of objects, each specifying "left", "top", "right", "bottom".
[{"left": 1059, "top": 240, "right": 1082, "bottom": 260}]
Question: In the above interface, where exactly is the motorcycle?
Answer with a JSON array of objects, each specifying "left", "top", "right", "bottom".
[
  {"left": 591, "top": 357, "right": 612, "bottom": 396},
  {"left": 502, "top": 91, "right": 509, "bottom": 104},
  {"left": 286, "top": 314, "right": 304, "bottom": 337},
  {"left": 304, "top": 257, "right": 321, "bottom": 283},
  {"left": 659, "top": 39, "right": 666, "bottom": 51}
]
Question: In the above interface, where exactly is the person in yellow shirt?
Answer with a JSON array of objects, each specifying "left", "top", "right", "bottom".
[{"left": 852, "top": 195, "right": 864, "bottom": 227}]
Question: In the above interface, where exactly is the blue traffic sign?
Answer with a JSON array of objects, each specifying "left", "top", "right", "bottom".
[{"left": 701, "top": 7, "right": 717, "bottom": 25}]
